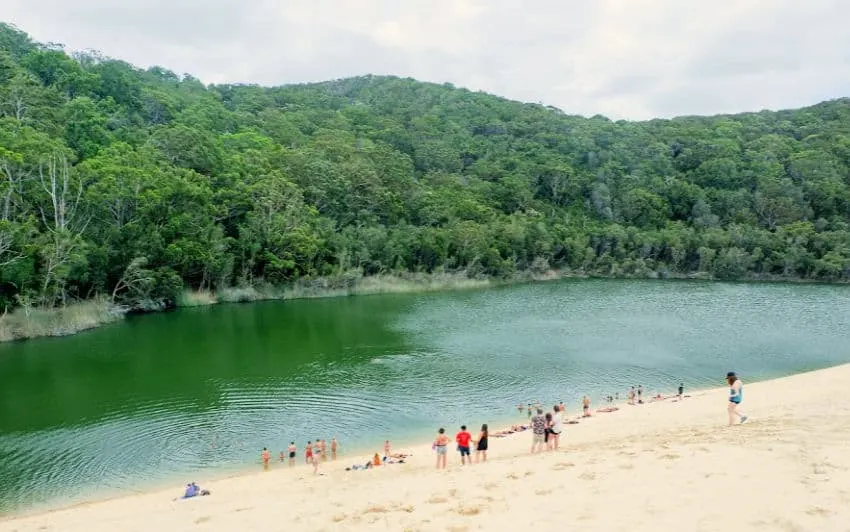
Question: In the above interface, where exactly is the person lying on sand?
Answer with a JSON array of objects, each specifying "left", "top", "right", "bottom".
[
  {"left": 178, "top": 482, "right": 210, "bottom": 499},
  {"left": 596, "top": 406, "right": 619, "bottom": 413},
  {"left": 491, "top": 424, "right": 530, "bottom": 438}
]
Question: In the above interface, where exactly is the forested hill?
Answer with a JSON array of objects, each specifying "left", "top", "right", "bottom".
[{"left": 1, "top": 23, "right": 850, "bottom": 313}]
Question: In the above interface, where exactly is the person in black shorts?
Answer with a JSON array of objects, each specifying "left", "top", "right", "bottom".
[{"left": 475, "top": 424, "right": 489, "bottom": 463}]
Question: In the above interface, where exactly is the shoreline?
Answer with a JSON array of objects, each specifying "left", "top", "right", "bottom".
[
  {"left": 3, "top": 270, "right": 848, "bottom": 344},
  {"left": 4, "top": 363, "right": 849, "bottom": 529}
]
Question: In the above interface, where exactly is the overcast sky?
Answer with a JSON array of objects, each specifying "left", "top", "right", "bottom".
[{"left": 4, "top": 0, "right": 850, "bottom": 119}]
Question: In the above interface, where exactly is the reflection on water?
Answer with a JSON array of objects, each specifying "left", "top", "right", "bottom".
[{"left": 1, "top": 279, "right": 849, "bottom": 512}]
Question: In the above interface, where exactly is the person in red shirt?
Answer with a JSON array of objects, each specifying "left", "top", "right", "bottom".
[{"left": 455, "top": 425, "right": 472, "bottom": 465}]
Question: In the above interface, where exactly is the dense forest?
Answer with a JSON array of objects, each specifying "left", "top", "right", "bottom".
[{"left": 1, "top": 22, "right": 850, "bottom": 318}]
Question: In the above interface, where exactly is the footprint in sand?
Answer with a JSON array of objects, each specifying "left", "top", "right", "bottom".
[
  {"left": 805, "top": 506, "right": 832, "bottom": 517},
  {"left": 552, "top": 462, "right": 575, "bottom": 470},
  {"left": 579, "top": 471, "right": 597, "bottom": 481},
  {"left": 659, "top": 453, "right": 681, "bottom": 460},
  {"left": 331, "top": 513, "right": 347, "bottom": 523},
  {"left": 427, "top": 496, "right": 448, "bottom": 504},
  {"left": 194, "top": 516, "right": 211, "bottom": 524},
  {"left": 453, "top": 504, "right": 483, "bottom": 516},
  {"left": 535, "top": 488, "right": 552, "bottom": 496}
]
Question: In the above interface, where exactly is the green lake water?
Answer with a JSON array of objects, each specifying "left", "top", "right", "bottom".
[{"left": 1, "top": 279, "right": 849, "bottom": 513}]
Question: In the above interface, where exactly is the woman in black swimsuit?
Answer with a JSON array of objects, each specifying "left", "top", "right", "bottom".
[{"left": 475, "top": 424, "right": 489, "bottom": 463}]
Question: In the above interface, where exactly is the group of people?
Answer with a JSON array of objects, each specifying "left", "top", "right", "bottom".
[
  {"left": 432, "top": 424, "right": 489, "bottom": 469},
  {"left": 256, "top": 374, "right": 747, "bottom": 476},
  {"left": 261, "top": 437, "right": 341, "bottom": 474}
]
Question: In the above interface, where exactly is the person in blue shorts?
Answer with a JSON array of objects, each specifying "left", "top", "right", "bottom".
[
  {"left": 455, "top": 425, "right": 472, "bottom": 465},
  {"left": 726, "top": 371, "right": 748, "bottom": 425}
]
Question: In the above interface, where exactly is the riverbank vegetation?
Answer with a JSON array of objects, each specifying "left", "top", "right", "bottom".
[{"left": 1, "top": 22, "right": 849, "bottom": 339}]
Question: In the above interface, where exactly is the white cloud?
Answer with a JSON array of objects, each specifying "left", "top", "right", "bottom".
[{"left": 4, "top": 0, "right": 849, "bottom": 119}]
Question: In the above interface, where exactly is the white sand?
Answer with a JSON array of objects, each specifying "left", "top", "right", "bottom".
[{"left": 3, "top": 365, "right": 850, "bottom": 532}]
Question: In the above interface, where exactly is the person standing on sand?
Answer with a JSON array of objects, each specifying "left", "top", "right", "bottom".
[
  {"left": 726, "top": 372, "right": 749, "bottom": 425},
  {"left": 456, "top": 425, "right": 472, "bottom": 465},
  {"left": 582, "top": 395, "right": 591, "bottom": 417},
  {"left": 475, "top": 424, "right": 489, "bottom": 463},
  {"left": 434, "top": 428, "right": 449, "bottom": 469},
  {"left": 305, "top": 441, "right": 313, "bottom": 464},
  {"left": 637, "top": 385, "right": 644, "bottom": 404},
  {"left": 288, "top": 442, "right": 296, "bottom": 467},
  {"left": 530, "top": 408, "right": 546, "bottom": 453},
  {"left": 678, "top": 383, "right": 684, "bottom": 399},
  {"left": 331, "top": 437, "right": 339, "bottom": 460},
  {"left": 550, "top": 405, "right": 563, "bottom": 450}
]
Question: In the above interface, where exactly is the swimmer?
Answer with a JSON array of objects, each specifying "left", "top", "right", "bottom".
[
  {"left": 287, "top": 442, "right": 296, "bottom": 467},
  {"left": 305, "top": 441, "right": 313, "bottom": 464}
]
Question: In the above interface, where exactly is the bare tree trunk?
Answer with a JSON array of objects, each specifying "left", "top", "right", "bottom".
[{"left": 36, "top": 155, "right": 88, "bottom": 307}]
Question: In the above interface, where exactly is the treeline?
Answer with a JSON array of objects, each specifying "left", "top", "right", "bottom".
[{"left": 1, "top": 22, "right": 849, "bottom": 313}]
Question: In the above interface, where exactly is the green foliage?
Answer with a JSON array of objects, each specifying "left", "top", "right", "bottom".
[{"left": 0, "top": 24, "right": 849, "bottom": 324}]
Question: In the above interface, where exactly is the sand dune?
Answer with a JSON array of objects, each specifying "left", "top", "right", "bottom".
[{"left": 3, "top": 365, "right": 850, "bottom": 532}]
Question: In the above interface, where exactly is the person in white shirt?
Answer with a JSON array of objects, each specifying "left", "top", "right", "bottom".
[{"left": 549, "top": 404, "right": 564, "bottom": 450}]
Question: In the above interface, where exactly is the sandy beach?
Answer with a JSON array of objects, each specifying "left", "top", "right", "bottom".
[{"left": 3, "top": 365, "right": 850, "bottom": 532}]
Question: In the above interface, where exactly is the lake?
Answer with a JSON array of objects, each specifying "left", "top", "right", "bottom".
[{"left": 1, "top": 279, "right": 849, "bottom": 513}]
